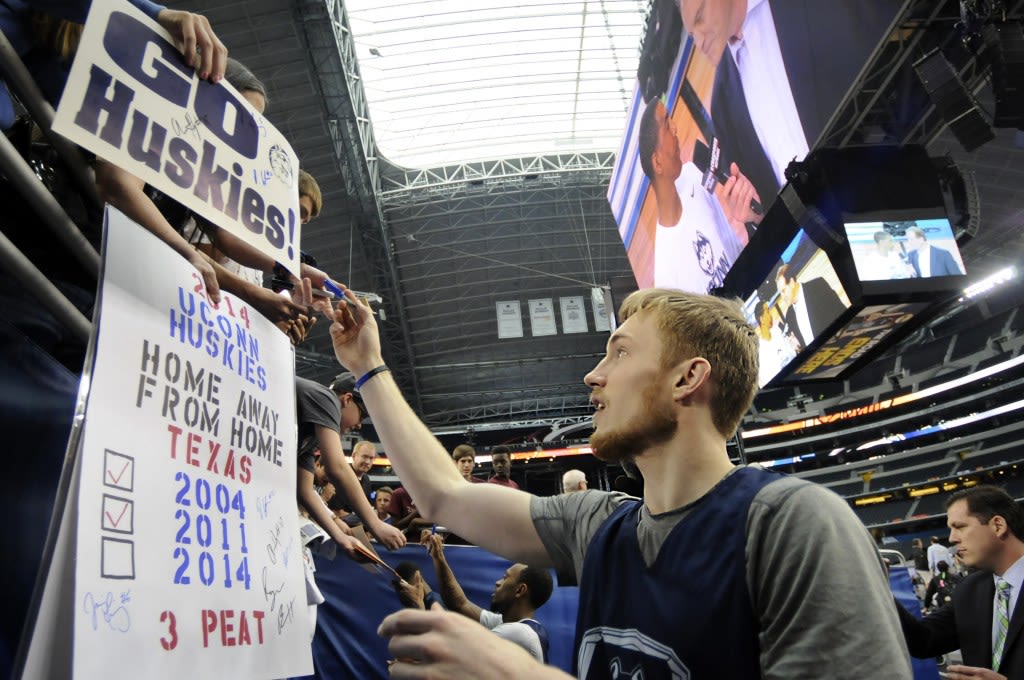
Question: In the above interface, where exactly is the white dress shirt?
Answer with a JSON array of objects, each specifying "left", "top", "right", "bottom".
[
  {"left": 791, "top": 288, "right": 814, "bottom": 347},
  {"left": 917, "top": 245, "right": 933, "bottom": 277},
  {"left": 993, "top": 555, "right": 1024, "bottom": 654},
  {"left": 928, "top": 542, "right": 951, "bottom": 573},
  {"left": 728, "top": 0, "right": 809, "bottom": 187},
  {"left": 860, "top": 250, "right": 914, "bottom": 281}
]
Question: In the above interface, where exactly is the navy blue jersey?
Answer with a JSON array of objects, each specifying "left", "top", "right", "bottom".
[
  {"left": 574, "top": 466, "right": 778, "bottom": 679},
  {"left": 520, "top": 619, "right": 550, "bottom": 664}
]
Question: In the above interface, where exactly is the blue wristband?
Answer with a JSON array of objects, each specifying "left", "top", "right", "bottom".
[{"left": 355, "top": 365, "right": 389, "bottom": 390}]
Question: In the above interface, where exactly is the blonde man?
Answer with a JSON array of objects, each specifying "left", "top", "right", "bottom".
[{"left": 329, "top": 287, "right": 910, "bottom": 679}]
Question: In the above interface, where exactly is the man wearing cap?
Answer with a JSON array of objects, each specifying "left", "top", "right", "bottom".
[{"left": 295, "top": 374, "right": 405, "bottom": 556}]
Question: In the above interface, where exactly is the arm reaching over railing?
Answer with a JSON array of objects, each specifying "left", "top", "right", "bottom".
[{"left": 328, "top": 288, "right": 551, "bottom": 567}]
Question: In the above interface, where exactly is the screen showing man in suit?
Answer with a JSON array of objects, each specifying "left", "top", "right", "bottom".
[
  {"left": 846, "top": 217, "right": 966, "bottom": 281},
  {"left": 742, "top": 229, "right": 850, "bottom": 386},
  {"left": 774, "top": 265, "right": 849, "bottom": 351},
  {"left": 846, "top": 225, "right": 917, "bottom": 281},
  {"left": 606, "top": 0, "right": 902, "bottom": 290},
  {"left": 905, "top": 224, "right": 967, "bottom": 278}
]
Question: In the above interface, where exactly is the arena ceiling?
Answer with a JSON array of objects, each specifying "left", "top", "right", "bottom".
[
  {"left": 174, "top": 0, "right": 1024, "bottom": 442},
  {"left": 344, "top": 0, "right": 648, "bottom": 168}
]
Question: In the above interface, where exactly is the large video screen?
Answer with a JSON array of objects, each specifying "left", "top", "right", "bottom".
[
  {"left": 608, "top": 0, "right": 902, "bottom": 292},
  {"left": 743, "top": 230, "right": 851, "bottom": 387},
  {"left": 845, "top": 217, "right": 967, "bottom": 281}
]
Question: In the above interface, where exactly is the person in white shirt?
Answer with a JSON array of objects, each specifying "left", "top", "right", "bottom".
[
  {"left": 928, "top": 536, "right": 953, "bottom": 575},
  {"left": 396, "top": 533, "right": 553, "bottom": 663},
  {"left": 753, "top": 300, "right": 797, "bottom": 386},
  {"left": 637, "top": 99, "right": 747, "bottom": 294},
  {"left": 859, "top": 232, "right": 916, "bottom": 281}
]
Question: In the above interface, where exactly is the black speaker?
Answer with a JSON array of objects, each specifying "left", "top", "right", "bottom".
[
  {"left": 986, "top": 21, "right": 1024, "bottom": 128},
  {"left": 914, "top": 48, "right": 995, "bottom": 151}
]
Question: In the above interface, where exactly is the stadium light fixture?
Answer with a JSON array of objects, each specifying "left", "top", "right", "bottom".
[{"left": 961, "top": 265, "right": 1018, "bottom": 300}]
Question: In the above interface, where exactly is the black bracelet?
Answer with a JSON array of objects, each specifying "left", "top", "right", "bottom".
[{"left": 355, "top": 365, "right": 389, "bottom": 390}]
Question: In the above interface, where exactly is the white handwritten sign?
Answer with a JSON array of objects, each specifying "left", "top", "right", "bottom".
[
  {"left": 53, "top": 0, "right": 302, "bottom": 277},
  {"left": 43, "top": 208, "right": 310, "bottom": 679}
]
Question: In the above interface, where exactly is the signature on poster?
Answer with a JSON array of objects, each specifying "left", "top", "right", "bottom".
[
  {"left": 83, "top": 591, "right": 131, "bottom": 633},
  {"left": 255, "top": 490, "right": 275, "bottom": 520},
  {"left": 265, "top": 515, "right": 285, "bottom": 564},
  {"left": 261, "top": 565, "right": 286, "bottom": 612},
  {"left": 170, "top": 111, "right": 205, "bottom": 144},
  {"left": 277, "top": 598, "right": 295, "bottom": 634}
]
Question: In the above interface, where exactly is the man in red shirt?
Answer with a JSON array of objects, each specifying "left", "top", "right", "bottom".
[
  {"left": 487, "top": 446, "right": 519, "bottom": 490},
  {"left": 453, "top": 444, "right": 483, "bottom": 483}
]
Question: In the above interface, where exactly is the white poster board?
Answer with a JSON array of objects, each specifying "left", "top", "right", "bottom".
[
  {"left": 23, "top": 208, "right": 311, "bottom": 679},
  {"left": 53, "top": 0, "right": 302, "bottom": 277},
  {"left": 559, "top": 296, "right": 588, "bottom": 334},
  {"left": 496, "top": 301, "right": 524, "bottom": 339},
  {"left": 528, "top": 299, "right": 558, "bottom": 337}
]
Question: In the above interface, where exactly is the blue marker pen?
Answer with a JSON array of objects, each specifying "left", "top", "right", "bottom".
[{"left": 323, "top": 279, "right": 345, "bottom": 297}]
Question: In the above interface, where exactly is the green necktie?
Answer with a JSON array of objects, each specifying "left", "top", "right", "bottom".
[{"left": 993, "top": 579, "right": 1012, "bottom": 672}]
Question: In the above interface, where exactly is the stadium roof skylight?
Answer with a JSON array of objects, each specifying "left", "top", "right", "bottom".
[{"left": 345, "top": 0, "right": 648, "bottom": 168}]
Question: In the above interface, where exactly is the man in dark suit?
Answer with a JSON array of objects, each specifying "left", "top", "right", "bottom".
[
  {"left": 679, "top": 0, "right": 902, "bottom": 213},
  {"left": 774, "top": 264, "right": 846, "bottom": 348},
  {"left": 905, "top": 226, "right": 964, "bottom": 278},
  {"left": 896, "top": 485, "right": 1024, "bottom": 680}
]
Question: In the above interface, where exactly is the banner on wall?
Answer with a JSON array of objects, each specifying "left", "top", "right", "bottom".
[
  {"left": 53, "top": 0, "right": 302, "bottom": 277},
  {"left": 21, "top": 208, "right": 310, "bottom": 679},
  {"left": 528, "top": 299, "right": 557, "bottom": 337},
  {"left": 496, "top": 301, "right": 524, "bottom": 339},
  {"left": 559, "top": 296, "right": 588, "bottom": 334},
  {"left": 591, "top": 288, "right": 611, "bottom": 332}
]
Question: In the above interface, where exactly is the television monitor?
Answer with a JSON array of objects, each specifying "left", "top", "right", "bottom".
[
  {"left": 743, "top": 230, "right": 851, "bottom": 387},
  {"left": 845, "top": 217, "right": 967, "bottom": 282},
  {"left": 607, "top": 0, "right": 902, "bottom": 292}
]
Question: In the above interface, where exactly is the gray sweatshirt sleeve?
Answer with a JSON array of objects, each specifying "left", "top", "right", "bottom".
[
  {"left": 746, "top": 478, "right": 913, "bottom": 679},
  {"left": 530, "top": 490, "right": 634, "bottom": 586}
]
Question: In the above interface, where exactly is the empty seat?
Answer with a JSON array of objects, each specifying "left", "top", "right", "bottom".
[
  {"left": 849, "top": 355, "right": 897, "bottom": 393},
  {"left": 965, "top": 450, "right": 1024, "bottom": 471},
  {"left": 854, "top": 499, "right": 914, "bottom": 526},
  {"left": 901, "top": 339, "right": 950, "bottom": 375},
  {"left": 919, "top": 367, "right": 971, "bottom": 390}
]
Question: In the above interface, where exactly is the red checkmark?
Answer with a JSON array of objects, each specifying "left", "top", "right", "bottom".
[
  {"left": 105, "top": 502, "right": 130, "bottom": 528},
  {"left": 106, "top": 460, "right": 130, "bottom": 485}
]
